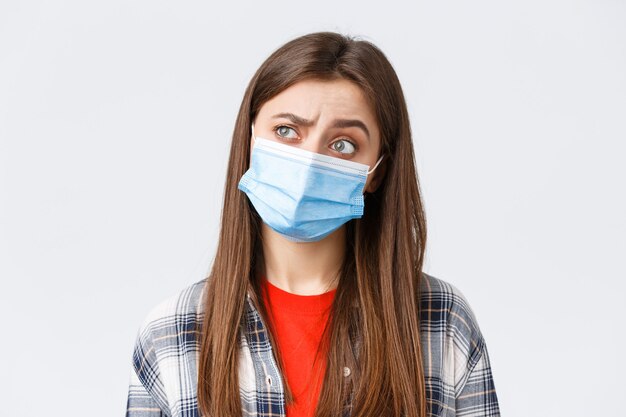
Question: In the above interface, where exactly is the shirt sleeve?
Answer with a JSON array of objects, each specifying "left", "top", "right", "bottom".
[
  {"left": 126, "top": 364, "right": 167, "bottom": 417},
  {"left": 125, "top": 321, "right": 170, "bottom": 417},
  {"left": 455, "top": 343, "right": 500, "bottom": 417}
]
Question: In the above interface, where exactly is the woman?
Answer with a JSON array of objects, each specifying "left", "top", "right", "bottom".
[{"left": 125, "top": 32, "right": 500, "bottom": 417}]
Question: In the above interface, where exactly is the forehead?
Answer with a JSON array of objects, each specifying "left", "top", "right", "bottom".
[{"left": 256, "top": 78, "right": 378, "bottom": 129}]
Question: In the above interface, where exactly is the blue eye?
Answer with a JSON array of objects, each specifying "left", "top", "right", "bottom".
[
  {"left": 332, "top": 139, "right": 356, "bottom": 155},
  {"left": 275, "top": 125, "right": 298, "bottom": 139}
]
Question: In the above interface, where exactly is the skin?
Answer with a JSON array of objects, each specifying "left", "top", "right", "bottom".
[{"left": 250, "top": 78, "right": 385, "bottom": 295}]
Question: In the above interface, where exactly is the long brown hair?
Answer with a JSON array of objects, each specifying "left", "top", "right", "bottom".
[{"left": 198, "top": 31, "right": 428, "bottom": 417}]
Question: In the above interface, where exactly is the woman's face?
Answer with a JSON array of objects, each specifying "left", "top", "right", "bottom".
[{"left": 252, "top": 78, "right": 384, "bottom": 193}]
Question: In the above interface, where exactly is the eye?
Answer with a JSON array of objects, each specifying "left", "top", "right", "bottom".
[
  {"left": 274, "top": 125, "right": 298, "bottom": 140},
  {"left": 331, "top": 139, "right": 356, "bottom": 155}
]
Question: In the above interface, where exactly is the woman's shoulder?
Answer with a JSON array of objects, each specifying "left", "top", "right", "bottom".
[
  {"left": 132, "top": 278, "right": 208, "bottom": 359},
  {"left": 419, "top": 273, "right": 500, "bottom": 415},
  {"left": 128, "top": 278, "right": 207, "bottom": 415},
  {"left": 137, "top": 278, "right": 207, "bottom": 330},
  {"left": 132, "top": 277, "right": 207, "bottom": 349},
  {"left": 419, "top": 272, "right": 495, "bottom": 388},
  {"left": 419, "top": 272, "right": 484, "bottom": 342}
]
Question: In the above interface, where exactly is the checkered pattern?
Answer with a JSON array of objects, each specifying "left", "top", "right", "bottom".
[{"left": 125, "top": 273, "right": 500, "bottom": 417}]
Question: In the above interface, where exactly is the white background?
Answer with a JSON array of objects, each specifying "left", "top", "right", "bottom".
[{"left": 1, "top": 1, "right": 624, "bottom": 416}]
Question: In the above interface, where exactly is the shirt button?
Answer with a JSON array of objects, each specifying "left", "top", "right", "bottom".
[
  {"left": 343, "top": 367, "right": 351, "bottom": 377},
  {"left": 266, "top": 375, "right": 272, "bottom": 386}
]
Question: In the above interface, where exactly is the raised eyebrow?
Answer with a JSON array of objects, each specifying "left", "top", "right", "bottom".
[
  {"left": 271, "top": 112, "right": 314, "bottom": 127},
  {"left": 271, "top": 113, "right": 370, "bottom": 142},
  {"left": 331, "top": 119, "right": 370, "bottom": 142}
]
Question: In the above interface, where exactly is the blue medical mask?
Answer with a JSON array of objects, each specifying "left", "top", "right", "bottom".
[{"left": 237, "top": 125, "right": 384, "bottom": 242}]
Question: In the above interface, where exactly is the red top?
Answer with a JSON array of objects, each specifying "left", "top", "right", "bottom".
[{"left": 260, "top": 276, "right": 336, "bottom": 417}]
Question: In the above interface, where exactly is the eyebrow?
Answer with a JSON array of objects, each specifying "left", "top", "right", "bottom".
[{"left": 271, "top": 112, "right": 370, "bottom": 142}]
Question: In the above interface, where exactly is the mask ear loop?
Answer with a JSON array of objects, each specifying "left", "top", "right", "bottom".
[
  {"left": 364, "top": 154, "right": 385, "bottom": 197},
  {"left": 367, "top": 154, "right": 385, "bottom": 175},
  {"left": 251, "top": 124, "right": 257, "bottom": 144}
]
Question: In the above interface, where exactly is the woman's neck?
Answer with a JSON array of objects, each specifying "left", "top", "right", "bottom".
[{"left": 259, "top": 223, "right": 345, "bottom": 295}]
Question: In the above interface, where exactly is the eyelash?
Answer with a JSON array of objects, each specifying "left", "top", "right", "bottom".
[{"left": 272, "top": 125, "right": 359, "bottom": 154}]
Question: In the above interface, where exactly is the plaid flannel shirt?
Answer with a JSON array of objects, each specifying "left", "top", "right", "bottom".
[{"left": 125, "top": 273, "right": 500, "bottom": 417}]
